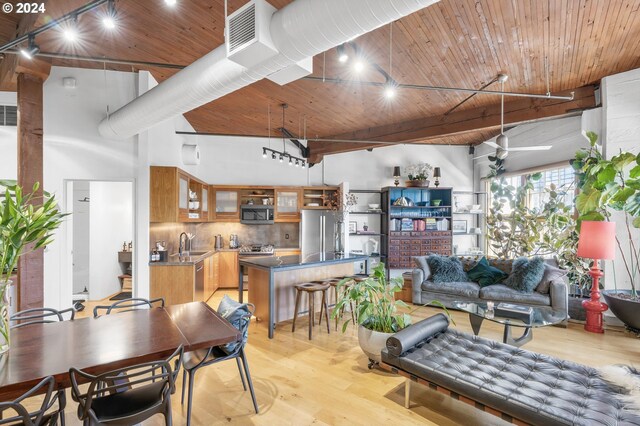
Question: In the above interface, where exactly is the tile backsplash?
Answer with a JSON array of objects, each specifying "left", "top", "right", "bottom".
[{"left": 150, "top": 222, "right": 300, "bottom": 253}]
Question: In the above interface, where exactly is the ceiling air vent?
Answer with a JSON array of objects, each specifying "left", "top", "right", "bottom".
[
  {"left": 0, "top": 106, "right": 17, "bottom": 126},
  {"left": 226, "top": 0, "right": 278, "bottom": 69}
]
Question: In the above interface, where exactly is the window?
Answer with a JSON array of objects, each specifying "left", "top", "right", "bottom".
[{"left": 529, "top": 166, "right": 576, "bottom": 212}]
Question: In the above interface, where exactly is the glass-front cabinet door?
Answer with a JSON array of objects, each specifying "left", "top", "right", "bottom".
[
  {"left": 178, "top": 173, "right": 189, "bottom": 220},
  {"left": 201, "top": 186, "right": 209, "bottom": 221},
  {"left": 275, "top": 188, "right": 301, "bottom": 221},
  {"left": 214, "top": 189, "right": 240, "bottom": 220}
]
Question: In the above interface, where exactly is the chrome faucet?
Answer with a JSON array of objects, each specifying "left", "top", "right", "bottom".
[{"left": 179, "top": 232, "right": 189, "bottom": 256}]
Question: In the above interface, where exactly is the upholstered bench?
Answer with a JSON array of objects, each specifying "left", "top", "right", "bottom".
[{"left": 381, "top": 314, "right": 640, "bottom": 426}]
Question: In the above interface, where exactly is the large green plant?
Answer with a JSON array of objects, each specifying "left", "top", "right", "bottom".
[
  {"left": 486, "top": 174, "right": 591, "bottom": 289},
  {"left": 0, "top": 180, "right": 65, "bottom": 350},
  {"left": 332, "top": 263, "right": 411, "bottom": 333},
  {"left": 572, "top": 131, "right": 640, "bottom": 298},
  {"left": 0, "top": 180, "right": 66, "bottom": 282}
]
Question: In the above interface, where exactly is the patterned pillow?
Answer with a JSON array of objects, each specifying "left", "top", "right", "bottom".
[
  {"left": 504, "top": 257, "right": 546, "bottom": 293},
  {"left": 536, "top": 264, "right": 568, "bottom": 294},
  {"left": 427, "top": 255, "right": 469, "bottom": 283}
]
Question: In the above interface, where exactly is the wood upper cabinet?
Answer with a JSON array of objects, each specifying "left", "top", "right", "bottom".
[
  {"left": 201, "top": 186, "right": 209, "bottom": 222},
  {"left": 218, "top": 251, "right": 239, "bottom": 288},
  {"left": 150, "top": 166, "right": 208, "bottom": 223},
  {"left": 211, "top": 188, "right": 240, "bottom": 222},
  {"left": 275, "top": 188, "right": 302, "bottom": 222}
]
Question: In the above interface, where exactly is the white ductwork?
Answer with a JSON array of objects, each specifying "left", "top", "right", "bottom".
[{"left": 99, "top": 0, "right": 439, "bottom": 139}]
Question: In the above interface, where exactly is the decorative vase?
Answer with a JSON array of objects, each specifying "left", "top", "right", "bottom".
[
  {"left": 334, "top": 220, "right": 345, "bottom": 255},
  {"left": 405, "top": 180, "right": 429, "bottom": 187},
  {"left": 0, "top": 280, "right": 12, "bottom": 355}
]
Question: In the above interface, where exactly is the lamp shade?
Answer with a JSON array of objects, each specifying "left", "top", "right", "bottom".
[
  {"left": 393, "top": 166, "right": 401, "bottom": 178},
  {"left": 433, "top": 167, "right": 441, "bottom": 178},
  {"left": 577, "top": 221, "right": 616, "bottom": 260}
]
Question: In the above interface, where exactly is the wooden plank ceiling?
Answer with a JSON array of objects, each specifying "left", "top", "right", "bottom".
[{"left": 1, "top": 0, "right": 639, "bottom": 159}]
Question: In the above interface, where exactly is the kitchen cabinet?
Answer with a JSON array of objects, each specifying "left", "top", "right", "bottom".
[
  {"left": 201, "top": 186, "right": 209, "bottom": 222},
  {"left": 212, "top": 188, "right": 240, "bottom": 221},
  {"left": 218, "top": 251, "right": 239, "bottom": 288},
  {"left": 275, "top": 188, "right": 301, "bottom": 222},
  {"left": 204, "top": 252, "right": 219, "bottom": 299},
  {"left": 150, "top": 264, "right": 195, "bottom": 305},
  {"left": 150, "top": 166, "right": 208, "bottom": 223},
  {"left": 275, "top": 249, "right": 301, "bottom": 257}
]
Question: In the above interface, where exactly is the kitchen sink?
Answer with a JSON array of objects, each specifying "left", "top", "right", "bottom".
[{"left": 172, "top": 251, "right": 209, "bottom": 257}]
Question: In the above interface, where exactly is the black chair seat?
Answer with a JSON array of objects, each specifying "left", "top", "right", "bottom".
[
  {"left": 182, "top": 346, "right": 228, "bottom": 370},
  {"left": 89, "top": 381, "right": 167, "bottom": 422}
]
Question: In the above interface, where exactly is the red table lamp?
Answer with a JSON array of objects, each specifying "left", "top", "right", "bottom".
[{"left": 577, "top": 221, "right": 616, "bottom": 333}]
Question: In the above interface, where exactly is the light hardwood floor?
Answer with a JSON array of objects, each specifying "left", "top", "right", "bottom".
[{"left": 67, "top": 290, "right": 639, "bottom": 425}]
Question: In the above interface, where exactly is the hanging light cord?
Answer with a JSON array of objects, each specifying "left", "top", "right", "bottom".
[{"left": 500, "top": 80, "right": 504, "bottom": 134}]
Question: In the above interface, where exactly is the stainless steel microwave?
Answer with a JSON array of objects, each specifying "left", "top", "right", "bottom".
[{"left": 240, "top": 205, "right": 274, "bottom": 224}]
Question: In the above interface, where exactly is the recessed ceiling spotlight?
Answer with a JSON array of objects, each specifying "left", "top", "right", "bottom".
[
  {"left": 353, "top": 59, "right": 365, "bottom": 73},
  {"left": 165, "top": 0, "right": 177, "bottom": 6},
  {"left": 337, "top": 44, "right": 348, "bottom": 63},
  {"left": 19, "top": 36, "right": 39, "bottom": 60}
]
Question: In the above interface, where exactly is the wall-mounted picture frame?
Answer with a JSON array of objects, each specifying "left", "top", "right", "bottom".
[
  {"left": 452, "top": 220, "right": 467, "bottom": 234},
  {"left": 348, "top": 221, "right": 357, "bottom": 234}
]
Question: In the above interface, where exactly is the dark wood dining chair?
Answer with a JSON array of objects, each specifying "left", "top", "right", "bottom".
[
  {"left": 10, "top": 307, "right": 75, "bottom": 425},
  {"left": 10, "top": 307, "right": 75, "bottom": 328},
  {"left": 0, "top": 375, "right": 63, "bottom": 426},
  {"left": 92, "top": 297, "right": 165, "bottom": 318},
  {"left": 181, "top": 304, "right": 258, "bottom": 426},
  {"left": 69, "top": 345, "right": 183, "bottom": 426}
]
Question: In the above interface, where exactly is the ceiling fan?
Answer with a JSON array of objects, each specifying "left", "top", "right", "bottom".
[{"left": 474, "top": 74, "right": 552, "bottom": 160}]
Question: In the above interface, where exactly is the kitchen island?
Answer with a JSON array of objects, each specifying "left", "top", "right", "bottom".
[{"left": 239, "top": 253, "right": 369, "bottom": 338}]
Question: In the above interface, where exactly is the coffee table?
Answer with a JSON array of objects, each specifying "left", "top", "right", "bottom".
[{"left": 452, "top": 301, "right": 565, "bottom": 347}]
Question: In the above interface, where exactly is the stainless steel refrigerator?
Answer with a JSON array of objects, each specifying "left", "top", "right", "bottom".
[{"left": 301, "top": 210, "right": 337, "bottom": 257}]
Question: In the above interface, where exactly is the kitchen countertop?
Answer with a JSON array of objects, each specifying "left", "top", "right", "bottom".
[
  {"left": 150, "top": 247, "right": 301, "bottom": 266},
  {"left": 238, "top": 252, "right": 369, "bottom": 271}
]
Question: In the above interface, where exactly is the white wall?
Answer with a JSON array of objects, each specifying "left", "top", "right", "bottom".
[
  {"left": 0, "top": 91, "right": 17, "bottom": 180},
  {"left": 89, "top": 181, "right": 133, "bottom": 300},
  {"left": 601, "top": 67, "right": 640, "bottom": 292},
  {"left": 72, "top": 181, "right": 90, "bottom": 294}
]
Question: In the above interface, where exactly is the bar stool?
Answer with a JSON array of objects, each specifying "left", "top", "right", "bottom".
[
  {"left": 292, "top": 282, "right": 330, "bottom": 340},
  {"left": 325, "top": 277, "right": 356, "bottom": 331}
]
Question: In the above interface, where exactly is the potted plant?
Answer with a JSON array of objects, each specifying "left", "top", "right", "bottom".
[
  {"left": 0, "top": 180, "right": 66, "bottom": 354},
  {"left": 572, "top": 132, "right": 640, "bottom": 332},
  {"left": 332, "top": 263, "right": 449, "bottom": 368},
  {"left": 405, "top": 163, "right": 433, "bottom": 187}
]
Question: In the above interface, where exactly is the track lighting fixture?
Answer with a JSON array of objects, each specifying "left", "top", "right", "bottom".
[
  {"left": 19, "top": 36, "right": 39, "bottom": 60},
  {"left": 102, "top": 0, "right": 117, "bottom": 29},
  {"left": 165, "top": 0, "right": 177, "bottom": 6},
  {"left": 353, "top": 59, "right": 365, "bottom": 73},
  {"left": 337, "top": 44, "right": 348, "bottom": 63},
  {"left": 384, "top": 80, "right": 397, "bottom": 99},
  {"left": 262, "top": 147, "right": 306, "bottom": 170},
  {"left": 62, "top": 15, "right": 79, "bottom": 43}
]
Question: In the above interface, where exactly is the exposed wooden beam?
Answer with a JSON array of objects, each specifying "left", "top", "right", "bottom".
[
  {"left": 16, "top": 66, "right": 48, "bottom": 311},
  {"left": 308, "top": 85, "right": 595, "bottom": 162},
  {"left": 0, "top": 11, "right": 42, "bottom": 91}
]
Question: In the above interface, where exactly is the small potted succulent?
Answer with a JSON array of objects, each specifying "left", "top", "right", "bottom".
[{"left": 405, "top": 163, "right": 433, "bottom": 187}]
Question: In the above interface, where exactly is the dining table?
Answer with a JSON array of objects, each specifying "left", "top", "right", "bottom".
[{"left": 0, "top": 301, "right": 240, "bottom": 401}]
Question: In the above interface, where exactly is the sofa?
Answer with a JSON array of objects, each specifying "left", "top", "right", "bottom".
[
  {"left": 381, "top": 314, "right": 640, "bottom": 425},
  {"left": 411, "top": 255, "right": 569, "bottom": 320}
]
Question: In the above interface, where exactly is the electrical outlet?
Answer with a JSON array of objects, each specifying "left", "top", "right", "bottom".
[{"left": 285, "top": 233, "right": 289, "bottom": 239}]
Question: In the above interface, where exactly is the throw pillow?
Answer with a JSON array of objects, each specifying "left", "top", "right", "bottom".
[
  {"left": 413, "top": 256, "right": 431, "bottom": 279},
  {"left": 466, "top": 257, "right": 509, "bottom": 288},
  {"left": 217, "top": 295, "right": 253, "bottom": 354},
  {"left": 535, "top": 264, "right": 568, "bottom": 294},
  {"left": 504, "top": 257, "right": 546, "bottom": 293},
  {"left": 426, "top": 254, "right": 468, "bottom": 283}
]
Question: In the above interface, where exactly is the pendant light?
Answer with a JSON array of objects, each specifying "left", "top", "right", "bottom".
[{"left": 496, "top": 74, "right": 509, "bottom": 160}]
